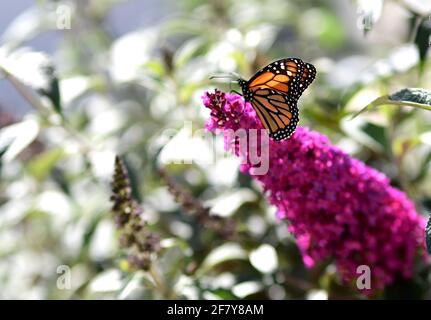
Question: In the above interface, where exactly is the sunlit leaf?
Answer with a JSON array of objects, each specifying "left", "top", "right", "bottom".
[
  {"left": 0, "top": 49, "right": 52, "bottom": 91},
  {"left": 420, "top": 132, "right": 431, "bottom": 147},
  {"left": 81, "top": 211, "right": 107, "bottom": 257},
  {"left": 110, "top": 29, "right": 158, "bottom": 83},
  {"left": 232, "top": 281, "right": 263, "bottom": 299},
  {"left": 144, "top": 60, "right": 166, "bottom": 79},
  {"left": 249, "top": 244, "right": 278, "bottom": 274},
  {"left": 0, "top": 48, "right": 63, "bottom": 116},
  {"left": 89, "top": 269, "right": 123, "bottom": 293},
  {"left": 0, "top": 118, "right": 40, "bottom": 162},
  {"left": 174, "top": 37, "right": 206, "bottom": 69},
  {"left": 27, "top": 148, "right": 64, "bottom": 181},
  {"left": 118, "top": 272, "right": 155, "bottom": 300},
  {"left": 199, "top": 243, "right": 247, "bottom": 275},
  {"left": 153, "top": 246, "right": 185, "bottom": 292},
  {"left": 1, "top": 6, "right": 57, "bottom": 48},
  {"left": 59, "top": 76, "right": 96, "bottom": 105},
  {"left": 207, "top": 189, "right": 256, "bottom": 217}
]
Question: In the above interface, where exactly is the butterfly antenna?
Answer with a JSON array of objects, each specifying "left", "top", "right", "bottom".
[
  {"left": 209, "top": 74, "right": 234, "bottom": 80},
  {"left": 209, "top": 72, "right": 242, "bottom": 81}
]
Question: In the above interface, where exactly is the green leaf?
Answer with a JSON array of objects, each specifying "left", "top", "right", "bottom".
[
  {"left": 143, "top": 60, "right": 166, "bottom": 79},
  {"left": 38, "top": 65, "right": 63, "bottom": 117},
  {"left": 50, "top": 168, "right": 70, "bottom": 195},
  {"left": 414, "top": 17, "right": 431, "bottom": 75},
  {"left": 361, "top": 122, "right": 390, "bottom": 154},
  {"left": 88, "top": 269, "right": 123, "bottom": 294},
  {"left": 343, "top": 118, "right": 389, "bottom": 153},
  {"left": 412, "top": 151, "right": 431, "bottom": 183},
  {"left": 207, "top": 288, "right": 239, "bottom": 300},
  {"left": 0, "top": 143, "right": 9, "bottom": 175},
  {"left": 80, "top": 211, "right": 106, "bottom": 260},
  {"left": 0, "top": 144, "right": 9, "bottom": 158},
  {"left": 154, "top": 246, "right": 185, "bottom": 288},
  {"left": 118, "top": 272, "right": 155, "bottom": 299},
  {"left": 426, "top": 214, "right": 431, "bottom": 255},
  {"left": 179, "top": 82, "right": 201, "bottom": 104},
  {"left": 351, "top": 88, "right": 431, "bottom": 119},
  {"left": 174, "top": 37, "right": 205, "bottom": 69},
  {"left": 198, "top": 243, "right": 247, "bottom": 275},
  {"left": 389, "top": 88, "right": 431, "bottom": 105},
  {"left": 27, "top": 148, "right": 64, "bottom": 181}
]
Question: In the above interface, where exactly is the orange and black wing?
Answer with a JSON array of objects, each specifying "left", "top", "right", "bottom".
[
  {"left": 296, "top": 61, "right": 316, "bottom": 97},
  {"left": 247, "top": 58, "right": 308, "bottom": 97},
  {"left": 246, "top": 58, "right": 316, "bottom": 140},
  {"left": 250, "top": 88, "right": 299, "bottom": 140}
]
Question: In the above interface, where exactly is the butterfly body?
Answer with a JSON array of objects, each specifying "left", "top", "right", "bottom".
[{"left": 237, "top": 58, "right": 316, "bottom": 141}]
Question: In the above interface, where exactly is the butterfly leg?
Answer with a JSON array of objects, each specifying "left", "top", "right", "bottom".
[{"left": 230, "top": 89, "right": 242, "bottom": 96}]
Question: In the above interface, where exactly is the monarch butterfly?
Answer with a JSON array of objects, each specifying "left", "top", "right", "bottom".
[{"left": 224, "top": 58, "right": 316, "bottom": 141}]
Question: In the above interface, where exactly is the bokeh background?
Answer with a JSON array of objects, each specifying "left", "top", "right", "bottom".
[{"left": 0, "top": 0, "right": 431, "bottom": 299}]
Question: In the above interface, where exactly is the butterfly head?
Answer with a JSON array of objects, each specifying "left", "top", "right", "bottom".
[
  {"left": 237, "top": 78, "right": 246, "bottom": 88},
  {"left": 237, "top": 78, "right": 252, "bottom": 101}
]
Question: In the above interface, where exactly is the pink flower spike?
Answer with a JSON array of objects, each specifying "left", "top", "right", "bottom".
[{"left": 202, "top": 89, "right": 426, "bottom": 292}]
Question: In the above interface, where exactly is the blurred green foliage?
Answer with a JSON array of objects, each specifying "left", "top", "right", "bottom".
[{"left": 0, "top": 0, "right": 431, "bottom": 299}]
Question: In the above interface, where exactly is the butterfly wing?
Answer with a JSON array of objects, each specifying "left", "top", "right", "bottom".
[
  {"left": 245, "top": 58, "right": 316, "bottom": 140},
  {"left": 251, "top": 88, "right": 299, "bottom": 141},
  {"left": 248, "top": 58, "right": 304, "bottom": 96},
  {"left": 296, "top": 61, "right": 316, "bottom": 97}
]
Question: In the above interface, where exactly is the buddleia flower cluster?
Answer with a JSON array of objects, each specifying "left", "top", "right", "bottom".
[{"left": 202, "top": 89, "right": 426, "bottom": 291}]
